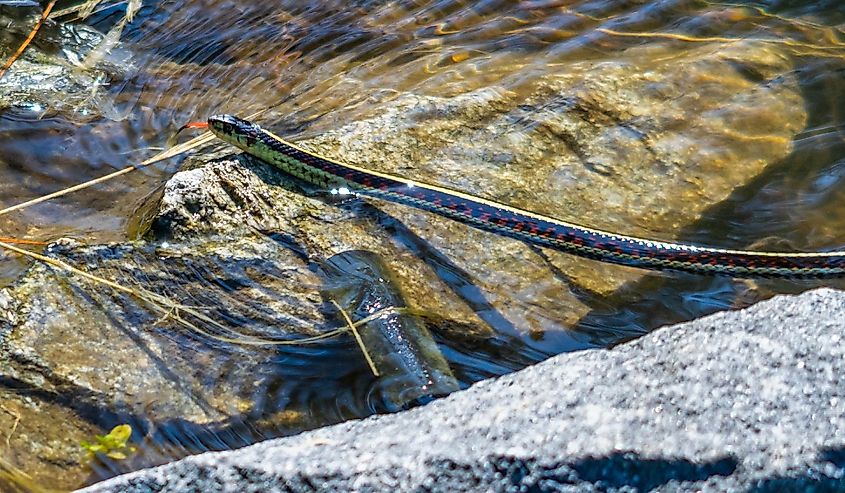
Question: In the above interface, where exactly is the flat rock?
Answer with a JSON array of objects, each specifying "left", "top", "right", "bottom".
[
  {"left": 80, "top": 288, "right": 845, "bottom": 492},
  {"left": 298, "top": 40, "right": 806, "bottom": 300}
]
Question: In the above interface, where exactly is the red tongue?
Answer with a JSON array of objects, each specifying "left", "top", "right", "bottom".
[
  {"left": 182, "top": 121, "right": 209, "bottom": 130},
  {"left": 169, "top": 121, "right": 211, "bottom": 149}
]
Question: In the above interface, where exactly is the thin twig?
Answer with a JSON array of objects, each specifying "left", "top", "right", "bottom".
[
  {"left": 0, "top": 0, "right": 59, "bottom": 81},
  {"left": 0, "top": 240, "right": 135, "bottom": 294},
  {"left": 0, "top": 237, "right": 47, "bottom": 246},
  {"left": 50, "top": 0, "right": 129, "bottom": 20},
  {"left": 76, "top": 0, "right": 106, "bottom": 20},
  {"left": 0, "top": 109, "right": 266, "bottom": 219},
  {"left": 331, "top": 299, "right": 379, "bottom": 377}
]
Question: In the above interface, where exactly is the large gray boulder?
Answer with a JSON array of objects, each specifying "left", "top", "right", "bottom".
[{"left": 81, "top": 288, "right": 845, "bottom": 492}]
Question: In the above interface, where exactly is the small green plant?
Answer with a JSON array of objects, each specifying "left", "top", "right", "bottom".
[{"left": 80, "top": 424, "right": 137, "bottom": 460}]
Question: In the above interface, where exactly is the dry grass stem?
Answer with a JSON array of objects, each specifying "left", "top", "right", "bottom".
[
  {"left": 126, "top": 0, "right": 142, "bottom": 22},
  {"left": 0, "top": 237, "right": 47, "bottom": 246},
  {"left": 0, "top": 239, "right": 401, "bottom": 349},
  {"left": 0, "top": 108, "right": 268, "bottom": 219},
  {"left": 331, "top": 299, "right": 380, "bottom": 377},
  {"left": 77, "top": 0, "right": 107, "bottom": 20},
  {"left": 78, "top": 17, "right": 127, "bottom": 70},
  {"left": 73, "top": 0, "right": 140, "bottom": 69},
  {"left": 50, "top": 0, "right": 129, "bottom": 20},
  {"left": 0, "top": 131, "right": 215, "bottom": 218}
]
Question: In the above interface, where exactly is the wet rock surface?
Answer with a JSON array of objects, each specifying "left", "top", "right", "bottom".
[
  {"left": 0, "top": 157, "right": 499, "bottom": 486},
  {"left": 0, "top": 238, "right": 322, "bottom": 486},
  {"left": 0, "top": 386, "right": 101, "bottom": 491},
  {"left": 79, "top": 288, "right": 845, "bottom": 493},
  {"left": 300, "top": 41, "right": 807, "bottom": 298},
  {"left": 0, "top": 39, "right": 812, "bottom": 488},
  {"left": 157, "top": 40, "right": 808, "bottom": 335}
]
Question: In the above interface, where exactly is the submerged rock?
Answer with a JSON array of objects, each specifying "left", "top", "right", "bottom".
[
  {"left": 0, "top": 39, "right": 809, "bottom": 488},
  {"left": 0, "top": 386, "right": 101, "bottom": 491},
  {"left": 0, "top": 7, "right": 130, "bottom": 117},
  {"left": 322, "top": 250, "right": 461, "bottom": 410},
  {"left": 298, "top": 41, "right": 806, "bottom": 298},
  {"left": 0, "top": 157, "right": 496, "bottom": 485}
]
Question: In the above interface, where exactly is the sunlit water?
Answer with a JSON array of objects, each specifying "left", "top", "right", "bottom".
[{"left": 0, "top": 0, "right": 844, "bottom": 488}]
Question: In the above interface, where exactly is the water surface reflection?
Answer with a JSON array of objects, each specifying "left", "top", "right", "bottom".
[{"left": 0, "top": 0, "right": 843, "bottom": 488}]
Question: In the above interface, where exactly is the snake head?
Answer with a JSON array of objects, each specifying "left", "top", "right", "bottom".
[{"left": 208, "top": 114, "right": 262, "bottom": 149}]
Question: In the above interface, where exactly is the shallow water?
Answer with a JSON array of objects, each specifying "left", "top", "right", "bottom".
[{"left": 0, "top": 0, "right": 844, "bottom": 488}]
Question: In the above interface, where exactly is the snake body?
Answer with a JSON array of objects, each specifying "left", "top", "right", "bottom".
[{"left": 208, "top": 114, "right": 845, "bottom": 278}]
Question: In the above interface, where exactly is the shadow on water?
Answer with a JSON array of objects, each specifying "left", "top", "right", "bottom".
[
  {"left": 35, "top": 220, "right": 557, "bottom": 483},
  {"left": 576, "top": 47, "right": 845, "bottom": 346}
]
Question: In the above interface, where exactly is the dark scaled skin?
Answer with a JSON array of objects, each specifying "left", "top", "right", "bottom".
[{"left": 209, "top": 114, "right": 845, "bottom": 279}]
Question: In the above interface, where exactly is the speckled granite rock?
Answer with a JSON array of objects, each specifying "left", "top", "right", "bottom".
[{"left": 79, "top": 288, "right": 845, "bottom": 493}]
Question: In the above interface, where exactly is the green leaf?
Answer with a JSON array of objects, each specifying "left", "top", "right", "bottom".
[
  {"left": 80, "top": 423, "right": 136, "bottom": 461},
  {"left": 106, "top": 451, "right": 126, "bottom": 460},
  {"left": 108, "top": 424, "right": 132, "bottom": 444}
]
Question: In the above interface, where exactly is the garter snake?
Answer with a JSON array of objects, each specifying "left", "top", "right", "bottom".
[{"left": 207, "top": 114, "right": 845, "bottom": 279}]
